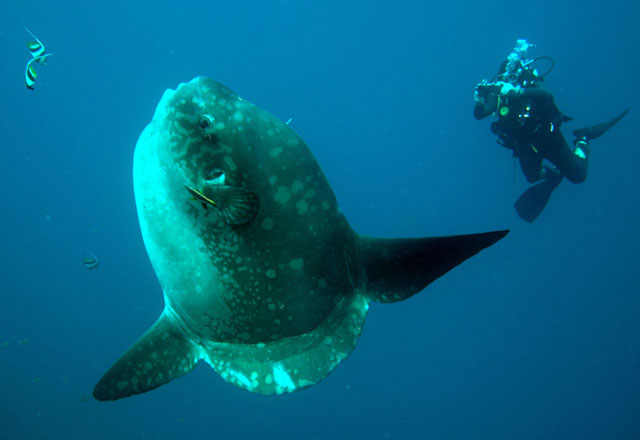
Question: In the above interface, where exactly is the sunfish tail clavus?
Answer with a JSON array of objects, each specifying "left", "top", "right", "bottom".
[{"left": 93, "top": 77, "right": 508, "bottom": 400}]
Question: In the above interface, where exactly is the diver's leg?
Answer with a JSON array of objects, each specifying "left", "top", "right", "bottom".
[
  {"left": 514, "top": 158, "right": 562, "bottom": 222},
  {"left": 519, "top": 153, "right": 544, "bottom": 183},
  {"left": 543, "top": 131, "right": 588, "bottom": 184},
  {"left": 514, "top": 147, "right": 563, "bottom": 222}
]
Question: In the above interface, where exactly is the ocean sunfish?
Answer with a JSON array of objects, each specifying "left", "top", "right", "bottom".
[{"left": 93, "top": 77, "right": 508, "bottom": 400}]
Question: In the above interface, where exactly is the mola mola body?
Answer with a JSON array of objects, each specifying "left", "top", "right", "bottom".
[{"left": 93, "top": 77, "right": 507, "bottom": 400}]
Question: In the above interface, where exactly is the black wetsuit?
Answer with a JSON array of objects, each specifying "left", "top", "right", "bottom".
[
  {"left": 474, "top": 81, "right": 587, "bottom": 184},
  {"left": 474, "top": 58, "right": 628, "bottom": 222}
]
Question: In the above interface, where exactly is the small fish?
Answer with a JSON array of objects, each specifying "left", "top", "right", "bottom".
[
  {"left": 83, "top": 250, "right": 100, "bottom": 270},
  {"left": 25, "top": 27, "right": 47, "bottom": 60},
  {"left": 24, "top": 56, "right": 44, "bottom": 90},
  {"left": 185, "top": 184, "right": 259, "bottom": 225},
  {"left": 24, "top": 27, "right": 53, "bottom": 90},
  {"left": 185, "top": 184, "right": 217, "bottom": 208}
]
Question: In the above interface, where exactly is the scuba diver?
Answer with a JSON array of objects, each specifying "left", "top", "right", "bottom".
[{"left": 474, "top": 39, "right": 629, "bottom": 222}]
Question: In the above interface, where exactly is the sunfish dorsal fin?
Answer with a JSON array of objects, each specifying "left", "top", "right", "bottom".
[{"left": 360, "top": 230, "right": 508, "bottom": 302}]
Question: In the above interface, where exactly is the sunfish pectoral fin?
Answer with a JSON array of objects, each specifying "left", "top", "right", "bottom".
[
  {"left": 211, "top": 185, "right": 260, "bottom": 225},
  {"left": 93, "top": 311, "right": 200, "bottom": 401},
  {"left": 186, "top": 184, "right": 259, "bottom": 225},
  {"left": 360, "top": 230, "right": 509, "bottom": 303}
]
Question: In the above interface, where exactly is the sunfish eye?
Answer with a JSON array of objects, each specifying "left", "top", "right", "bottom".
[
  {"left": 205, "top": 168, "right": 225, "bottom": 185},
  {"left": 199, "top": 114, "right": 214, "bottom": 129}
]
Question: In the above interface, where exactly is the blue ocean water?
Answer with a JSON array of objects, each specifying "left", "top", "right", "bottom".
[{"left": 1, "top": 0, "right": 639, "bottom": 438}]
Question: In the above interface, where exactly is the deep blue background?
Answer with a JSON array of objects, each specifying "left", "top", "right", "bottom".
[{"left": 1, "top": 1, "right": 639, "bottom": 439}]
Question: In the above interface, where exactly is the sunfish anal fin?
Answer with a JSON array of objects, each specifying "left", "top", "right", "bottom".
[{"left": 93, "top": 311, "right": 199, "bottom": 401}]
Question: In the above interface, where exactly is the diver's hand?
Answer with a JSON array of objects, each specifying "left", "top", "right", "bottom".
[
  {"left": 474, "top": 89, "right": 485, "bottom": 104},
  {"left": 474, "top": 80, "right": 489, "bottom": 103},
  {"left": 475, "top": 80, "right": 501, "bottom": 103},
  {"left": 499, "top": 81, "right": 520, "bottom": 95}
]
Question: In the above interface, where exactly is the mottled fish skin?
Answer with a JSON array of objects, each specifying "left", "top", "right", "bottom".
[
  {"left": 150, "top": 78, "right": 360, "bottom": 343},
  {"left": 94, "top": 77, "right": 366, "bottom": 398},
  {"left": 93, "top": 77, "right": 507, "bottom": 400}
]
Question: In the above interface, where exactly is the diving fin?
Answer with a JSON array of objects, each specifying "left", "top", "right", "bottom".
[
  {"left": 514, "top": 167, "right": 562, "bottom": 223},
  {"left": 572, "top": 108, "right": 629, "bottom": 141}
]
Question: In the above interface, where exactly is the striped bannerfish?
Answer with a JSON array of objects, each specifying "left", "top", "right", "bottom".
[
  {"left": 24, "top": 27, "right": 53, "bottom": 90},
  {"left": 83, "top": 250, "right": 100, "bottom": 270},
  {"left": 25, "top": 27, "right": 47, "bottom": 60},
  {"left": 25, "top": 57, "right": 44, "bottom": 90}
]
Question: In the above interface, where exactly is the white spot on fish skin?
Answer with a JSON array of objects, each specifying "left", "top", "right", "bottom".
[
  {"left": 268, "top": 303, "right": 276, "bottom": 311},
  {"left": 291, "top": 180, "right": 304, "bottom": 194},
  {"left": 224, "top": 156, "right": 237, "bottom": 171},
  {"left": 261, "top": 218, "right": 274, "bottom": 230},
  {"left": 269, "top": 175, "right": 278, "bottom": 185},
  {"left": 289, "top": 258, "right": 303, "bottom": 270},
  {"left": 266, "top": 269, "right": 276, "bottom": 279},
  {"left": 229, "top": 369, "right": 251, "bottom": 388},
  {"left": 233, "top": 110, "right": 243, "bottom": 121},
  {"left": 214, "top": 122, "right": 225, "bottom": 131},
  {"left": 296, "top": 200, "right": 309, "bottom": 215},
  {"left": 274, "top": 186, "right": 291, "bottom": 204},
  {"left": 321, "top": 201, "right": 331, "bottom": 210},
  {"left": 273, "top": 362, "right": 296, "bottom": 393},
  {"left": 269, "top": 147, "right": 283, "bottom": 158},
  {"left": 286, "top": 138, "right": 299, "bottom": 147}
]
